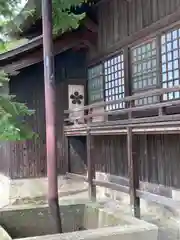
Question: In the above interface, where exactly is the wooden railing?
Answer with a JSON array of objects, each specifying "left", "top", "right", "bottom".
[
  {"left": 67, "top": 172, "right": 180, "bottom": 212},
  {"left": 64, "top": 86, "right": 180, "bottom": 130},
  {"left": 64, "top": 86, "right": 180, "bottom": 219}
]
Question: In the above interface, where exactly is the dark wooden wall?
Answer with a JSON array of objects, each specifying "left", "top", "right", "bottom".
[
  {"left": 85, "top": 0, "right": 180, "bottom": 189},
  {"left": 2, "top": 49, "right": 87, "bottom": 179},
  {"left": 91, "top": 134, "right": 180, "bottom": 189},
  {"left": 69, "top": 136, "right": 87, "bottom": 175},
  {"left": 97, "top": 0, "right": 180, "bottom": 55},
  {"left": 92, "top": 136, "right": 128, "bottom": 177},
  {"left": 138, "top": 134, "right": 180, "bottom": 188}
]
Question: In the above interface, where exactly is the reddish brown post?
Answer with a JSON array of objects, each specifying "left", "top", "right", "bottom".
[
  {"left": 41, "top": 0, "right": 62, "bottom": 233},
  {"left": 127, "top": 127, "right": 140, "bottom": 218},
  {"left": 87, "top": 129, "right": 96, "bottom": 200}
]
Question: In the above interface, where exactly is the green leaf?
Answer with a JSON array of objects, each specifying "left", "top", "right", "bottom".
[
  {"left": 52, "top": 0, "right": 87, "bottom": 34},
  {"left": 0, "top": 70, "right": 36, "bottom": 141}
]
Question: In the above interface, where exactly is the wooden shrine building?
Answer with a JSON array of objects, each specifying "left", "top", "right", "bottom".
[{"left": 1, "top": 0, "right": 180, "bottom": 215}]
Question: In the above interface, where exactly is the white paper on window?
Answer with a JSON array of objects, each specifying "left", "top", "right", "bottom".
[
  {"left": 104, "top": 53, "right": 125, "bottom": 110},
  {"left": 161, "top": 28, "right": 180, "bottom": 100},
  {"left": 131, "top": 39, "right": 158, "bottom": 105}
]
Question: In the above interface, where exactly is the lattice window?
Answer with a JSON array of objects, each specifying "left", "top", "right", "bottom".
[
  {"left": 161, "top": 28, "right": 180, "bottom": 100},
  {"left": 131, "top": 39, "right": 159, "bottom": 105},
  {"left": 104, "top": 54, "right": 125, "bottom": 111},
  {"left": 88, "top": 64, "right": 104, "bottom": 104}
]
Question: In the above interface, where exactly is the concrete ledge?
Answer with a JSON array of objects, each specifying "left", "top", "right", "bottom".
[
  {"left": 16, "top": 224, "right": 158, "bottom": 240},
  {"left": 0, "top": 226, "right": 11, "bottom": 240},
  {"left": 10, "top": 176, "right": 87, "bottom": 201},
  {"left": 95, "top": 172, "right": 180, "bottom": 240},
  {"left": 0, "top": 201, "right": 158, "bottom": 240},
  {"left": 0, "top": 174, "right": 10, "bottom": 208},
  {"left": 0, "top": 175, "right": 88, "bottom": 207}
]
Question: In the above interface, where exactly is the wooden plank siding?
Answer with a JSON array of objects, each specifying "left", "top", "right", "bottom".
[
  {"left": 92, "top": 136, "right": 128, "bottom": 177},
  {"left": 97, "top": 0, "right": 180, "bottom": 56},
  {"left": 90, "top": 134, "right": 180, "bottom": 189},
  {"left": 98, "top": 0, "right": 128, "bottom": 53},
  {"left": 75, "top": 0, "right": 180, "bottom": 190},
  {"left": 62, "top": 0, "right": 180, "bottom": 190},
  {"left": 9, "top": 63, "right": 47, "bottom": 178},
  {"left": 0, "top": 49, "right": 87, "bottom": 179}
]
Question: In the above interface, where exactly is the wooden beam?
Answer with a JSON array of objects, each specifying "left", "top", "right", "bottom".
[
  {"left": 2, "top": 29, "right": 96, "bottom": 74},
  {"left": 93, "top": 180, "right": 129, "bottom": 194},
  {"left": 0, "top": 35, "right": 42, "bottom": 61},
  {"left": 65, "top": 98, "right": 180, "bottom": 122},
  {"left": 64, "top": 85, "right": 180, "bottom": 114},
  {"left": 66, "top": 173, "right": 180, "bottom": 209},
  {"left": 64, "top": 136, "right": 70, "bottom": 173},
  {"left": 0, "top": 16, "right": 97, "bottom": 63},
  {"left": 136, "top": 190, "right": 180, "bottom": 209},
  {"left": 91, "top": 119, "right": 180, "bottom": 129},
  {"left": 64, "top": 124, "right": 180, "bottom": 137},
  {"left": 87, "top": 129, "right": 96, "bottom": 200},
  {"left": 91, "top": 114, "right": 180, "bottom": 127},
  {"left": 83, "top": 17, "right": 98, "bottom": 33},
  {"left": 67, "top": 172, "right": 88, "bottom": 182},
  {"left": 127, "top": 127, "right": 140, "bottom": 218}
]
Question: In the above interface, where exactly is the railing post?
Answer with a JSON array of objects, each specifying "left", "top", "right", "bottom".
[
  {"left": 64, "top": 135, "right": 70, "bottom": 173},
  {"left": 87, "top": 129, "right": 96, "bottom": 201},
  {"left": 127, "top": 127, "right": 140, "bottom": 218},
  {"left": 158, "top": 106, "right": 165, "bottom": 116}
]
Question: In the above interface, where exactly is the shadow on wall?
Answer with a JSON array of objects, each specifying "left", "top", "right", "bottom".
[{"left": 69, "top": 136, "right": 87, "bottom": 174}]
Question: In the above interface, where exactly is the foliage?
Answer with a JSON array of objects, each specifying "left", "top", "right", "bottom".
[
  {"left": 6, "top": 0, "right": 92, "bottom": 36},
  {"left": 1, "top": 0, "right": 94, "bottom": 49},
  {"left": 0, "top": 1, "right": 36, "bottom": 141},
  {"left": 52, "top": 0, "right": 88, "bottom": 34},
  {"left": 0, "top": 0, "right": 22, "bottom": 19},
  {"left": 0, "top": 71, "right": 35, "bottom": 141},
  {"left": 0, "top": 0, "right": 26, "bottom": 50}
]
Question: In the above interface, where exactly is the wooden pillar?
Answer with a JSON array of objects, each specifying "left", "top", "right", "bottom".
[
  {"left": 64, "top": 136, "right": 70, "bottom": 173},
  {"left": 87, "top": 130, "right": 96, "bottom": 200},
  {"left": 127, "top": 127, "right": 140, "bottom": 218},
  {"left": 42, "top": 0, "right": 62, "bottom": 233}
]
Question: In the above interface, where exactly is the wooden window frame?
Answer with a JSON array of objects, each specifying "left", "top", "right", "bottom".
[
  {"left": 128, "top": 24, "right": 180, "bottom": 104},
  {"left": 160, "top": 27, "right": 180, "bottom": 101},
  {"left": 87, "top": 52, "right": 125, "bottom": 111},
  {"left": 104, "top": 52, "right": 125, "bottom": 110},
  {"left": 88, "top": 23, "right": 180, "bottom": 107},
  {"left": 88, "top": 63, "right": 104, "bottom": 104},
  {"left": 130, "top": 38, "right": 160, "bottom": 106}
]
